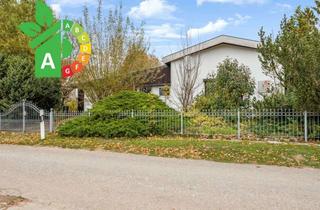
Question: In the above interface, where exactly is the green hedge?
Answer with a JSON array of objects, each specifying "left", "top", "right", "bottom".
[
  {"left": 58, "top": 91, "right": 178, "bottom": 138},
  {"left": 58, "top": 117, "right": 148, "bottom": 138}
]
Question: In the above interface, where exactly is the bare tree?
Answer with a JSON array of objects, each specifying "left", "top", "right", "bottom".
[
  {"left": 70, "top": 0, "right": 160, "bottom": 103},
  {"left": 174, "top": 34, "right": 201, "bottom": 111}
]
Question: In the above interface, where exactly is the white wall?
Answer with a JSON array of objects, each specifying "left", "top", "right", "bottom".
[
  {"left": 151, "top": 86, "right": 167, "bottom": 103},
  {"left": 150, "top": 86, "right": 160, "bottom": 96},
  {"left": 167, "top": 44, "right": 271, "bottom": 110},
  {"left": 84, "top": 95, "right": 92, "bottom": 111}
]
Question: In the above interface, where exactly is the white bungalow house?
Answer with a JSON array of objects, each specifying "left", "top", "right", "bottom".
[
  {"left": 73, "top": 35, "right": 272, "bottom": 111},
  {"left": 147, "top": 35, "right": 272, "bottom": 109}
]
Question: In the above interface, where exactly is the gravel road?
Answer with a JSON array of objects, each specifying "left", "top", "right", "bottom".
[{"left": 0, "top": 145, "right": 319, "bottom": 210}]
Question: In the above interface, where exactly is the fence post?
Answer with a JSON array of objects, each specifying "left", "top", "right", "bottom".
[
  {"left": 237, "top": 109, "right": 241, "bottom": 140},
  {"left": 49, "top": 108, "right": 54, "bottom": 133},
  {"left": 180, "top": 111, "right": 184, "bottom": 135},
  {"left": 22, "top": 100, "right": 26, "bottom": 133},
  {"left": 304, "top": 111, "right": 308, "bottom": 142},
  {"left": 40, "top": 109, "right": 45, "bottom": 140}
]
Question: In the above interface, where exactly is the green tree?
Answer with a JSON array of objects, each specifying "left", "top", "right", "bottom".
[
  {"left": 0, "top": 0, "right": 35, "bottom": 55},
  {"left": 0, "top": 54, "right": 61, "bottom": 110},
  {"left": 195, "top": 58, "right": 255, "bottom": 110},
  {"left": 258, "top": 1, "right": 320, "bottom": 111}
]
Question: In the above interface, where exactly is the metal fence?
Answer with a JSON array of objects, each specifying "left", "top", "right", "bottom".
[
  {"left": 106, "top": 109, "right": 320, "bottom": 142},
  {"left": 49, "top": 110, "right": 87, "bottom": 132},
  {"left": 1, "top": 101, "right": 320, "bottom": 141},
  {"left": 0, "top": 101, "right": 86, "bottom": 133}
]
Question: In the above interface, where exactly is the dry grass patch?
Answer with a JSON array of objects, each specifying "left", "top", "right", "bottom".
[
  {"left": 0, "top": 132, "right": 319, "bottom": 168},
  {"left": 0, "top": 194, "right": 28, "bottom": 209}
]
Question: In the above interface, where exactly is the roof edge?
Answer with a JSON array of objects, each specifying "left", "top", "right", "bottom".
[{"left": 162, "top": 35, "right": 259, "bottom": 63}]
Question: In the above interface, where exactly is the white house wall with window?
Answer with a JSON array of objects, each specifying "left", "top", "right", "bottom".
[
  {"left": 79, "top": 35, "right": 272, "bottom": 111},
  {"left": 156, "top": 35, "right": 272, "bottom": 110}
]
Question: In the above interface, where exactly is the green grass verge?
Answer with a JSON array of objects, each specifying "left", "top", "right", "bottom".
[{"left": 0, "top": 132, "right": 319, "bottom": 168}]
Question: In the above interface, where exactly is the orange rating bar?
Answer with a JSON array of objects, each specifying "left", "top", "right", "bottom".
[
  {"left": 77, "top": 53, "right": 90, "bottom": 65},
  {"left": 71, "top": 61, "right": 83, "bottom": 74}
]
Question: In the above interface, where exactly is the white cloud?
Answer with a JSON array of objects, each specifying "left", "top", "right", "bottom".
[
  {"left": 228, "top": 14, "right": 251, "bottom": 26},
  {"left": 187, "top": 19, "right": 228, "bottom": 37},
  {"left": 145, "top": 24, "right": 183, "bottom": 39},
  {"left": 50, "top": 4, "right": 61, "bottom": 17},
  {"left": 128, "top": 0, "right": 176, "bottom": 20},
  {"left": 187, "top": 14, "right": 250, "bottom": 37},
  {"left": 145, "top": 14, "right": 250, "bottom": 42},
  {"left": 197, "top": 0, "right": 265, "bottom": 6}
]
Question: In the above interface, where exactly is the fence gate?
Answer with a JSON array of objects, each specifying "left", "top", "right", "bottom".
[{"left": 0, "top": 101, "right": 49, "bottom": 133}]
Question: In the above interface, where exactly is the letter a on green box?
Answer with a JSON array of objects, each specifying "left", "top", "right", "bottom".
[{"left": 35, "top": 33, "right": 61, "bottom": 78}]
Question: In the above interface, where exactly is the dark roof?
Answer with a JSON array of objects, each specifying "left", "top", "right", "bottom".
[{"left": 144, "top": 65, "right": 171, "bottom": 87}]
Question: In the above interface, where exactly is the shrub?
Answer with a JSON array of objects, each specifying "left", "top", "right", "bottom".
[
  {"left": 58, "top": 91, "right": 177, "bottom": 138},
  {"left": 91, "top": 91, "right": 170, "bottom": 120},
  {"left": 57, "top": 116, "right": 95, "bottom": 137},
  {"left": 185, "top": 110, "right": 237, "bottom": 135},
  {"left": 195, "top": 58, "right": 255, "bottom": 110},
  {"left": 309, "top": 124, "right": 320, "bottom": 139},
  {"left": 252, "top": 92, "right": 297, "bottom": 110},
  {"left": 103, "top": 118, "right": 149, "bottom": 138},
  {"left": 247, "top": 119, "right": 304, "bottom": 138}
]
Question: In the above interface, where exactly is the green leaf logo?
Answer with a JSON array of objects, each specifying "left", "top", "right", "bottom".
[
  {"left": 18, "top": 22, "right": 41, "bottom": 38},
  {"left": 18, "top": 0, "right": 54, "bottom": 38},
  {"left": 17, "top": 0, "right": 91, "bottom": 79},
  {"left": 35, "top": 0, "right": 54, "bottom": 27}
]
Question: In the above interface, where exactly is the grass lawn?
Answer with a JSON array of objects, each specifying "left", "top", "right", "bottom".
[{"left": 0, "top": 132, "right": 319, "bottom": 168}]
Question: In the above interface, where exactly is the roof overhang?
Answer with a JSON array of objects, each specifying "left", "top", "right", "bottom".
[{"left": 162, "top": 35, "right": 259, "bottom": 64}]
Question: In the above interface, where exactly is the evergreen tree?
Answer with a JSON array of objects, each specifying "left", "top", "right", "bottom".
[{"left": 258, "top": 1, "right": 320, "bottom": 111}]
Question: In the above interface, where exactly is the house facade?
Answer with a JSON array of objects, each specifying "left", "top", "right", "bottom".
[
  {"left": 65, "top": 89, "right": 92, "bottom": 112},
  {"left": 73, "top": 35, "right": 272, "bottom": 111},
  {"left": 149, "top": 35, "right": 272, "bottom": 109}
]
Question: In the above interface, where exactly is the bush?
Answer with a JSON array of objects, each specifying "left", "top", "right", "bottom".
[
  {"left": 58, "top": 91, "right": 177, "bottom": 138},
  {"left": 252, "top": 92, "right": 297, "bottom": 110},
  {"left": 91, "top": 91, "right": 169, "bottom": 119},
  {"left": 195, "top": 58, "right": 255, "bottom": 110},
  {"left": 57, "top": 116, "right": 92, "bottom": 137},
  {"left": 59, "top": 117, "right": 148, "bottom": 138},
  {"left": 185, "top": 110, "right": 237, "bottom": 135}
]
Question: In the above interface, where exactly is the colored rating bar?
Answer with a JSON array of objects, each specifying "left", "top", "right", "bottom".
[{"left": 62, "top": 20, "right": 92, "bottom": 79}]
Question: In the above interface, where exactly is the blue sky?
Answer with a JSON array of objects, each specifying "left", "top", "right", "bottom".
[{"left": 47, "top": 0, "right": 316, "bottom": 58}]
